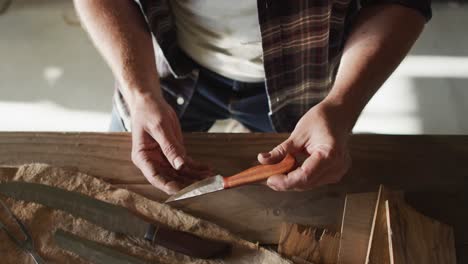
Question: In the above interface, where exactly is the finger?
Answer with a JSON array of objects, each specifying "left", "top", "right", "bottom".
[
  {"left": 301, "top": 154, "right": 351, "bottom": 189},
  {"left": 166, "top": 156, "right": 212, "bottom": 181},
  {"left": 167, "top": 107, "right": 184, "bottom": 142},
  {"left": 149, "top": 155, "right": 198, "bottom": 186},
  {"left": 131, "top": 129, "right": 181, "bottom": 194},
  {"left": 132, "top": 152, "right": 182, "bottom": 195},
  {"left": 267, "top": 151, "right": 325, "bottom": 191},
  {"left": 147, "top": 124, "right": 186, "bottom": 170},
  {"left": 258, "top": 139, "right": 296, "bottom": 165},
  {"left": 173, "top": 119, "right": 184, "bottom": 143}
]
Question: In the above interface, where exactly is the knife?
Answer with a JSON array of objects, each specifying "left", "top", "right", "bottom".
[
  {"left": 0, "top": 182, "right": 230, "bottom": 259},
  {"left": 54, "top": 229, "right": 148, "bottom": 264},
  {"left": 166, "top": 154, "right": 296, "bottom": 203}
]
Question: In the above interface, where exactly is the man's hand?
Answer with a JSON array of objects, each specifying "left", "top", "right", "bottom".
[
  {"left": 257, "top": 4, "right": 426, "bottom": 191},
  {"left": 258, "top": 102, "right": 351, "bottom": 191},
  {"left": 130, "top": 93, "right": 212, "bottom": 194},
  {"left": 75, "top": 0, "right": 210, "bottom": 193}
]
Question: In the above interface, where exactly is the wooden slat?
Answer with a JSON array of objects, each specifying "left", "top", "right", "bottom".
[
  {"left": 387, "top": 200, "right": 457, "bottom": 264},
  {"left": 338, "top": 192, "right": 378, "bottom": 264},
  {"left": 0, "top": 132, "right": 467, "bottom": 255}
]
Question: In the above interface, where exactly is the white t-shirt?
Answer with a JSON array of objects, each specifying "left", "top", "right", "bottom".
[{"left": 170, "top": 0, "right": 265, "bottom": 83}]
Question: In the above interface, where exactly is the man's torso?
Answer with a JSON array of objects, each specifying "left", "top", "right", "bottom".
[{"left": 171, "top": 0, "right": 266, "bottom": 83}]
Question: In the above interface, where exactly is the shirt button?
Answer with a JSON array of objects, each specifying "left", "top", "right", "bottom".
[
  {"left": 176, "top": 96, "right": 185, "bottom": 105},
  {"left": 276, "top": 97, "right": 280, "bottom": 102}
]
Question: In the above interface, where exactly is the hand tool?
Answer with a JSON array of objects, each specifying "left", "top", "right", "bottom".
[
  {"left": 54, "top": 229, "right": 148, "bottom": 264},
  {"left": 0, "top": 199, "right": 47, "bottom": 264},
  {"left": 0, "top": 183, "right": 230, "bottom": 259},
  {"left": 166, "top": 153, "right": 296, "bottom": 203}
]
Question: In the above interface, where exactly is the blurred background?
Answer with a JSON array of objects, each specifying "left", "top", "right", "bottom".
[{"left": 0, "top": 0, "right": 467, "bottom": 134}]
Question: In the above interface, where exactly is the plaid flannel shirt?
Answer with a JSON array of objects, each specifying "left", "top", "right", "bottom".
[{"left": 115, "top": 0, "right": 431, "bottom": 132}]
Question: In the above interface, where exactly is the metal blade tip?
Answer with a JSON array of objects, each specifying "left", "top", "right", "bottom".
[{"left": 165, "top": 175, "right": 224, "bottom": 203}]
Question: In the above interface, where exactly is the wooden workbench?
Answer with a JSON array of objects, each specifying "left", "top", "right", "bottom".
[{"left": 0, "top": 132, "right": 467, "bottom": 262}]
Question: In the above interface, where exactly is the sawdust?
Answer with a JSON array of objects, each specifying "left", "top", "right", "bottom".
[{"left": 0, "top": 164, "right": 291, "bottom": 264}]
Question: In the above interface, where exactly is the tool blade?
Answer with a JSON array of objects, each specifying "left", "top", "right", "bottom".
[
  {"left": 55, "top": 229, "right": 148, "bottom": 264},
  {"left": 166, "top": 175, "right": 224, "bottom": 203},
  {"left": 0, "top": 182, "right": 147, "bottom": 238}
]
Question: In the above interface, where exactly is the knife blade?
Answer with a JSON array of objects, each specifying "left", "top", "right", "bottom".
[
  {"left": 0, "top": 182, "right": 230, "bottom": 259},
  {"left": 166, "top": 154, "right": 296, "bottom": 203},
  {"left": 54, "top": 229, "right": 148, "bottom": 264}
]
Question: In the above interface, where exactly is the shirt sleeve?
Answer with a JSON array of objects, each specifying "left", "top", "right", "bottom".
[{"left": 360, "top": 0, "right": 432, "bottom": 22}]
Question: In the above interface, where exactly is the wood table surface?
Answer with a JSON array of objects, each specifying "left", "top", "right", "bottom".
[{"left": 0, "top": 132, "right": 467, "bottom": 262}]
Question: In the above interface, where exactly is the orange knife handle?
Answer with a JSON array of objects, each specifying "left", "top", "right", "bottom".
[{"left": 223, "top": 154, "right": 296, "bottom": 189}]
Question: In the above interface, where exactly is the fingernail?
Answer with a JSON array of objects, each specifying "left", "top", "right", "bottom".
[
  {"left": 261, "top": 152, "right": 271, "bottom": 159},
  {"left": 173, "top": 156, "right": 184, "bottom": 170}
]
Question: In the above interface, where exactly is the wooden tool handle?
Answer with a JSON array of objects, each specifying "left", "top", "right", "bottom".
[
  {"left": 223, "top": 154, "right": 296, "bottom": 189},
  {"left": 145, "top": 224, "right": 231, "bottom": 259}
]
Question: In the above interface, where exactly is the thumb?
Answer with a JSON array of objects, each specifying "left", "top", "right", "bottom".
[
  {"left": 258, "top": 139, "right": 296, "bottom": 165},
  {"left": 267, "top": 151, "right": 325, "bottom": 191},
  {"left": 266, "top": 173, "right": 302, "bottom": 191},
  {"left": 148, "top": 126, "right": 186, "bottom": 170}
]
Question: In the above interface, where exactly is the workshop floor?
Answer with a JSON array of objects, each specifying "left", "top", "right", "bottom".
[{"left": 1, "top": 1, "right": 467, "bottom": 134}]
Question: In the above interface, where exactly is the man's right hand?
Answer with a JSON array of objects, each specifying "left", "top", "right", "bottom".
[
  {"left": 129, "top": 92, "right": 212, "bottom": 195},
  {"left": 74, "top": 1, "right": 211, "bottom": 194}
]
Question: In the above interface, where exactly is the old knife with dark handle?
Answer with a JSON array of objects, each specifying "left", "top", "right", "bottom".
[
  {"left": 166, "top": 153, "right": 296, "bottom": 203},
  {"left": 0, "top": 182, "right": 230, "bottom": 259}
]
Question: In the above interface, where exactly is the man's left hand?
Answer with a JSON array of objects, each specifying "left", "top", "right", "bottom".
[{"left": 258, "top": 102, "right": 352, "bottom": 191}]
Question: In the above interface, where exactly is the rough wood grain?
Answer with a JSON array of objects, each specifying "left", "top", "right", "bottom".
[
  {"left": 278, "top": 223, "right": 320, "bottom": 262},
  {"left": 405, "top": 191, "right": 468, "bottom": 263},
  {"left": 387, "top": 200, "right": 457, "bottom": 264},
  {"left": 318, "top": 230, "right": 340, "bottom": 264},
  {"left": 0, "top": 132, "right": 467, "bottom": 259},
  {"left": 278, "top": 223, "right": 339, "bottom": 264},
  {"left": 338, "top": 192, "right": 378, "bottom": 264}
]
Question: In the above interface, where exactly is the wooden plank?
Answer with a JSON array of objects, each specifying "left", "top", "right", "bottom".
[
  {"left": 1, "top": 132, "right": 467, "bottom": 191},
  {"left": 406, "top": 191, "right": 468, "bottom": 264},
  {"left": 338, "top": 192, "right": 378, "bottom": 264},
  {"left": 387, "top": 200, "right": 456, "bottom": 264},
  {"left": 0, "top": 132, "right": 467, "bottom": 253},
  {"left": 171, "top": 184, "right": 345, "bottom": 242},
  {"left": 278, "top": 223, "right": 339, "bottom": 264}
]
